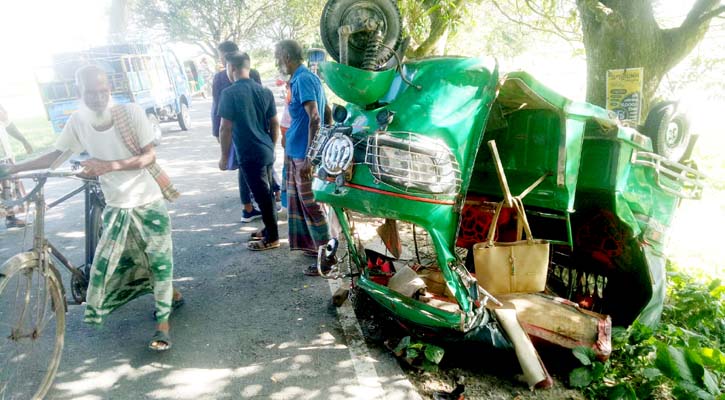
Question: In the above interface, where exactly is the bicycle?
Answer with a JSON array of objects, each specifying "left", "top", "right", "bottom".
[{"left": 0, "top": 169, "right": 104, "bottom": 400}]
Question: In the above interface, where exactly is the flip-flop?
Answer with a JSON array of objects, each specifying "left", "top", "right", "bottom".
[
  {"left": 247, "top": 239, "right": 280, "bottom": 251},
  {"left": 153, "top": 297, "right": 185, "bottom": 319},
  {"left": 149, "top": 330, "right": 172, "bottom": 351}
]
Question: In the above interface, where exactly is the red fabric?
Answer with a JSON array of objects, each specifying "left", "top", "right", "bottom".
[{"left": 456, "top": 197, "right": 517, "bottom": 248}]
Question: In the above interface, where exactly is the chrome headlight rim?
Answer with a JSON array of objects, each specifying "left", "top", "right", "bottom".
[{"left": 321, "top": 133, "right": 355, "bottom": 176}]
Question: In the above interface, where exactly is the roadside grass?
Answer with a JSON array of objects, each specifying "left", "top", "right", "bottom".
[{"left": 7, "top": 115, "right": 55, "bottom": 161}]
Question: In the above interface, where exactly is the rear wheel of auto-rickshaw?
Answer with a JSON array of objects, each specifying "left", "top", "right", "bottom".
[{"left": 643, "top": 101, "right": 692, "bottom": 162}]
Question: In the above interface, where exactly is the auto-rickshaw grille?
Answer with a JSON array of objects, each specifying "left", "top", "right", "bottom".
[{"left": 365, "top": 131, "right": 462, "bottom": 195}]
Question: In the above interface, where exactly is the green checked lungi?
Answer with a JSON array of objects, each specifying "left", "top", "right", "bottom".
[{"left": 84, "top": 200, "right": 174, "bottom": 325}]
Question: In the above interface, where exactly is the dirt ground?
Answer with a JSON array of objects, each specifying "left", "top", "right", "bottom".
[
  {"left": 338, "top": 214, "right": 587, "bottom": 400},
  {"left": 349, "top": 288, "right": 585, "bottom": 400}
]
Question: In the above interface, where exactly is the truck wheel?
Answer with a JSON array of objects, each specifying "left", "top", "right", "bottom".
[
  {"left": 147, "top": 113, "right": 163, "bottom": 145},
  {"left": 177, "top": 103, "right": 191, "bottom": 131},
  {"left": 643, "top": 101, "right": 691, "bottom": 162}
]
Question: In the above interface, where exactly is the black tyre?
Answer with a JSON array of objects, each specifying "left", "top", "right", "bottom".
[
  {"left": 70, "top": 271, "right": 89, "bottom": 304},
  {"left": 320, "top": 0, "right": 402, "bottom": 69},
  {"left": 147, "top": 113, "right": 163, "bottom": 145},
  {"left": 643, "top": 101, "right": 692, "bottom": 162},
  {"left": 177, "top": 102, "right": 191, "bottom": 131}
]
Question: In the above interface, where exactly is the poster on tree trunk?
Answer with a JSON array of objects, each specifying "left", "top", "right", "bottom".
[{"left": 606, "top": 68, "right": 644, "bottom": 125}]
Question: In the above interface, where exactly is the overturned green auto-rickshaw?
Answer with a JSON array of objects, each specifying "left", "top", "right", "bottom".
[{"left": 309, "top": 0, "right": 705, "bottom": 364}]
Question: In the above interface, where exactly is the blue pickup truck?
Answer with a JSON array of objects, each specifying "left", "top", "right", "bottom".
[{"left": 37, "top": 43, "right": 192, "bottom": 141}]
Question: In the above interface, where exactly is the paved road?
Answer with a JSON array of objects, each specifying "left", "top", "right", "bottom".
[{"left": 0, "top": 98, "right": 420, "bottom": 400}]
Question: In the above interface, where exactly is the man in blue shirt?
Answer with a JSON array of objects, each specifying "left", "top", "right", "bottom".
[
  {"left": 218, "top": 51, "right": 280, "bottom": 250},
  {"left": 274, "top": 39, "right": 331, "bottom": 274},
  {"left": 211, "top": 41, "right": 263, "bottom": 223}
]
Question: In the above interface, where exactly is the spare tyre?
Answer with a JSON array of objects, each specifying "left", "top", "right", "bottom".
[
  {"left": 320, "top": 0, "right": 402, "bottom": 69},
  {"left": 642, "top": 101, "right": 692, "bottom": 162}
]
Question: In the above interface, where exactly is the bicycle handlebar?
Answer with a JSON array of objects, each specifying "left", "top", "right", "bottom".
[
  {"left": 1, "top": 170, "right": 97, "bottom": 209},
  {"left": 7, "top": 170, "right": 80, "bottom": 180}
]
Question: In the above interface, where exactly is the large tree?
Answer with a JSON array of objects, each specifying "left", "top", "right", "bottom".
[
  {"left": 261, "top": 0, "right": 327, "bottom": 44},
  {"left": 488, "top": 0, "right": 725, "bottom": 113},
  {"left": 133, "top": 0, "right": 277, "bottom": 57},
  {"left": 398, "top": 0, "right": 478, "bottom": 58},
  {"left": 577, "top": 0, "right": 725, "bottom": 111}
]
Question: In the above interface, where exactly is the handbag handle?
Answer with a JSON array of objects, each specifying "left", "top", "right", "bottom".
[
  {"left": 513, "top": 197, "right": 536, "bottom": 243},
  {"left": 485, "top": 197, "right": 537, "bottom": 245},
  {"left": 485, "top": 201, "right": 505, "bottom": 245}
]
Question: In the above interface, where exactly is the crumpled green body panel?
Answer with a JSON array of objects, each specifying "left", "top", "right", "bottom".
[
  {"left": 315, "top": 57, "right": 693, "bottom": 330},
  {"left": 314, "top": 57, "right": 498, "bottom": 326},
  {"left": 319, "top": 62, "right": 397, "bottom": 105}
]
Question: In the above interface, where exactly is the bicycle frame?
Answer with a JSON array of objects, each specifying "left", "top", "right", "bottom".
[{"left": 3, "top": 171, "right": 104, "bottom": 302}]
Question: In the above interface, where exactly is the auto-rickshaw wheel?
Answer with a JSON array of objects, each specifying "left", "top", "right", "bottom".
[
  {"left": 320, "top": 0, "right": 402, "bottom": 69},
  {"left": 643, "top": 101, "right": 692, "bottom": 162}
]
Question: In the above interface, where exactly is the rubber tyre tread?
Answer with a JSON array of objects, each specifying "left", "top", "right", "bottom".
[
  {"left": 320, "top": 0, "right": 402, "bottom": 68},
  {"left": 177, "top": 103, "right": 191, "bottom": 131},
  {"left": 643, "top": 101, "right": 691, "bottom": 162},
  {"left": 0, "top": 255, "right": 65, "bottom": 400}
]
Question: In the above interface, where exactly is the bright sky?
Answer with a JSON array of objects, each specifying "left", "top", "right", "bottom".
[{"left": 1, "top": 1, "right": 108, "bottom": 79}]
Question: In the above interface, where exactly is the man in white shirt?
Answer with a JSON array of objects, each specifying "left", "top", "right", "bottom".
[{"left": 0, "top": 66, "right": 183, "bottom": 351}]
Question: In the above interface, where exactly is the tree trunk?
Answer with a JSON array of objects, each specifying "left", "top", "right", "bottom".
[
  {"left": 109, "top": 0, "right": 129, "bottom": 42},
  {"left": 576, "top": 0, "right": 723, "bottom": 116},
  {"left": 407, "top": 0, "right": 464, "bottom": 58}
]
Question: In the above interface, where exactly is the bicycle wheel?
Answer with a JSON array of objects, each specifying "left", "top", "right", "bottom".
[{"left": 0, "top": 252, "right": 66, "bottom": 400}]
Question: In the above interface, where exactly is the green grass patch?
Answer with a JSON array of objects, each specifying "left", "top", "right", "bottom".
[{"left": 6, "top": 115, "right": 55, "bottom": 160}]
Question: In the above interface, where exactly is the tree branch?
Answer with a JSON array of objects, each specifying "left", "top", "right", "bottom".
[
  {"left": 523, "top": 0, "right": 580, "bottom": 41},
  {"left": 699, "top": 5, "right": 725, "bottom": 23},
  {"left": 661, "top": 0, "right": 723, "bottom": 71},
  {"left": 492, "top": 0, "right": 579, "bottom": 42}
]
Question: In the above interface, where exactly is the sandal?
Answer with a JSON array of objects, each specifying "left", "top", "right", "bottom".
[
  {"left": 149, "top": 330, "right": 172, "bottom": 351},
  {"left": 247, "top": 239, "right": 280, "bottom": 251},
  {"left": 153, "top": 297, "right": 185, "bottom": 320},
  {"left": 249, "top": 230, "right": 264, "bottom": 241}
]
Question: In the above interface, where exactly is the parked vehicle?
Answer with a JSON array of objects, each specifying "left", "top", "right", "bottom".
[
  {"left": 311, "top": 0, "right": 705, "bottom": 352},
  {"left": 36, "top": 43, "right": 192, "bottom": 141}
]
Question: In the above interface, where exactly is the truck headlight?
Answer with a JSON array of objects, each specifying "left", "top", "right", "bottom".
[{"left": 367, "top": 132, "right": 460, "bottom": 194}]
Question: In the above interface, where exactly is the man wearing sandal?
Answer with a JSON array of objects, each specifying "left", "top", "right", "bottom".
[
  {"left": 218, "top": 51, "right": 281, "bottom": 251},
  {"left": 0, "top": 65, "right": 183, "bottom": 351},
  {"left": 274, "top": 39, "right": 332, "bottom": 275}
]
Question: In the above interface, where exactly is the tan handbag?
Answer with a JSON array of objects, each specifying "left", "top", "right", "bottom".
[{"left": 473, "top": 197, "right": 550, "bottom": 295}]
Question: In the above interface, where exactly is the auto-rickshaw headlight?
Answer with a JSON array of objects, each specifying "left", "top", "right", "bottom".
[{"left": 367, "top": 132, "right": 460, "bottom": 194}]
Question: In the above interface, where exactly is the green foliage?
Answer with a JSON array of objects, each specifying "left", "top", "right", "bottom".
[
  {"left": 398, "top": 0, "right": 479, "bottom": 57},
  {"left": 569, "top": 266, "right": 725, "bottom": 399},
  {"left": 392, "top": 336, "right": 446, "bottom": 372},
  {"left": 132, "top": 0, "right": 324, "bottom": 57}
]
